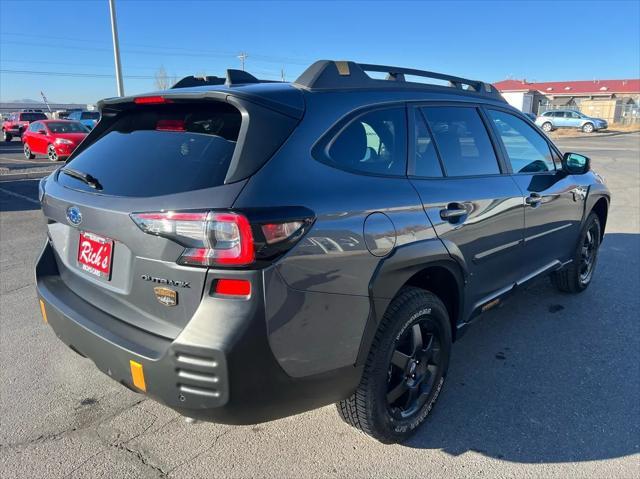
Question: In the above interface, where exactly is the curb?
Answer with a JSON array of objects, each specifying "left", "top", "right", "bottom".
[{"left": 549, "top": 130, "right": 639, "bottom": 140}]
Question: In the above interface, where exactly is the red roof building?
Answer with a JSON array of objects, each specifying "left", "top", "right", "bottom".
[
  {"left": 492, "top": 78, "right": 640, "bottom": 122},
  {"left": 493, "top": 79, "right": 640, "bottom": 97}
]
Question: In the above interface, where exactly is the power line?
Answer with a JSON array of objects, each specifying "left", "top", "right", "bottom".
[
  {"left": 0, "top": 69, "right": 155, "bottom": 79},
  {"left": 0, "top": 32, "right": 312, "bottom": 66}
]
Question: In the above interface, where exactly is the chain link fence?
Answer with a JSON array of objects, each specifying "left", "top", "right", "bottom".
[{"left": 619, "top": 103, "right": 640, "bottom": 125}]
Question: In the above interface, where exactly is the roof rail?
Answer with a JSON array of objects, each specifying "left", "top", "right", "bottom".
[
  {"left": 172, "top": 69, "right": 281, "bottom": 89},
  {"left": 293, "top": 60, "right": 505, "bottom": 101}
]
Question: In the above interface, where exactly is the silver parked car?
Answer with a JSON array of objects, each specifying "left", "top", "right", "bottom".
[{"left": 535, "top": 109, "right": 608, "bottom": 133}]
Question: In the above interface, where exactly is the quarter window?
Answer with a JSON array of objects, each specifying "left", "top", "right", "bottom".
[
  {"left": 421, "top": 106, "right": 500, "bottom": 177},
  {"left": 327, "top": 107, "right": 407, "bottom": 176},
  {"left": 487, "top": 109, "right": 555, "bottom": 173},
  {"left": 413, "top": 109, "right": 443, "bottom": 177}
]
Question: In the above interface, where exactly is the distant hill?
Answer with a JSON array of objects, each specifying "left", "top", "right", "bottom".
[{"left": 11, "top": 98, "right": 41, "bottom": 104}]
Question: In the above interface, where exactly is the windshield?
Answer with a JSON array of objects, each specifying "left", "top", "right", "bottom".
[
  {"left": 20, "top": 113, "right": 47, "bottom": 122},
  {"left": 58, "top": 103, "right": 241, "bottom": 197},
  {"left": 47, "top": 121, "right": 88, "bottom": 133},
  {"left": 81, "top": 112, "right": 100, "bottom": 120}
]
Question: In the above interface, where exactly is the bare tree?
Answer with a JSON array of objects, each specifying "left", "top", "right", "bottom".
[{"left": 154, "top": 66, "right": 177, "bottom": 90}]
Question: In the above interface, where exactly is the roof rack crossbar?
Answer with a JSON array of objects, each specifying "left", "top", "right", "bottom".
[
  {"left": 293, "top": 60, "right": 504, "bottom": 101},
  {"left": 358, "top": 63, "right": 485, "bottom": 92}
]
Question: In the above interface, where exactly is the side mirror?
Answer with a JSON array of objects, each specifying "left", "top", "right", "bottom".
[
  {"left": 563, "top": 152, "right": 590, "bottom": 174},
  {"left": 38, "top": 130, "right": 47, "bottom": 135}
]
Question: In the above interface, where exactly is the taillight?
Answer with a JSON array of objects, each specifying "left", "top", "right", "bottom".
[
  {"left": 130, "top": 211, "right": 254, "bottom": 267},
  {"left": 261, "top": 222, "right": 304, "bottom": 244},
  {"left": 130, "top": 208, "right": 315, "bottom": 268}
]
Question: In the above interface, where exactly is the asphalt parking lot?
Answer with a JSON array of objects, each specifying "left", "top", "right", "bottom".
[{"left": 1, "top": 133, "right": 639, "bottom": 478}]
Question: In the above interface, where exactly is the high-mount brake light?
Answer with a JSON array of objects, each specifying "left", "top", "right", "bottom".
[
  {"left": 156, "top": 119, "right": 185, "bottom": 131},
  {"left": 133, "top": 96, "right": 172, "bottom": 105},
  {"left": 130, "top": 211, "right": 254, "bottom": 267}
]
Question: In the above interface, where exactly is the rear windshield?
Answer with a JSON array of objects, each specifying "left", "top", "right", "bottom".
[
  {"left": 20, "top": 113, "right": 47, "bottom": 122},
  {"left": 81, "top": 112, "right": 100, "bottom": 120},
  {"left": 58, "top": 103, "right": 241, "bottom": 197},
  {"left": 47, "top": 121, "right": 88, "bottom": 133}
]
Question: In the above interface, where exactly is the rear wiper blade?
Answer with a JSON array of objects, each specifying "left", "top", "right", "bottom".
[{"left": 61, "top": 167, "right": 103, "bottom": 190}]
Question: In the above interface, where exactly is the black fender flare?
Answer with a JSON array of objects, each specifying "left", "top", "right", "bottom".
[{"left": 355, "top": 239, "right": 466, "bottom": 366}]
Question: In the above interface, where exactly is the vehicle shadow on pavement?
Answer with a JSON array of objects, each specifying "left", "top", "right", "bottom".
[
  {"left": 405, "top": 232, "right": 640, "bottom": 464},
  {"left": 0, "top": 179, "right": 41, "bottom": 212}
]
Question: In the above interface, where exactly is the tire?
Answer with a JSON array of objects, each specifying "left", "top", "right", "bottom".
[
  {"left": 23, "top": 143, "right": 35, "bottom": 159},
  {"left": 582, "top": 122, "right": 594, "bottom": 133},
  {"left": 336, "top": 287, "right": 452, "bottom": 443},
  {"left": 47, "top": 145, "right": 59, "bottom": 162},
  {"left": 2, "top": 130, "right": 11, "bottom": 142},
  {"left": 551, "top": 212, "right": 601, "bottom": 293},
  {"left": 541, "top": 122, "right": 553, "bottom": 132}
]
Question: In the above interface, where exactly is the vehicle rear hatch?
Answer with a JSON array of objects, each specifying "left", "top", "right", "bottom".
[{"left": 40, "top": 85, "right": 303, "bottom": 339}]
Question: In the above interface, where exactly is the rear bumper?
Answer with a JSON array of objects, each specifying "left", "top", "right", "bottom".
[{"left": 36, "top": 240, "right": 360, "bottom": 424}]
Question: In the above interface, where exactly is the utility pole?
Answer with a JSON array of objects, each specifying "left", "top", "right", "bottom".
[
  {"left": 281, "top": 68, "right": 285, "bottom": 82},
  {"left": 237, "top": 52, "right": 248, "bottom": 71},
  {"left": 108, "top": 0, "right": 125, "bottom": 96}
]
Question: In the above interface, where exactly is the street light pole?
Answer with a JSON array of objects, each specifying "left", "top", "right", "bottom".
[{"left": 108, "top": 0, "right": 124, "bottom": 96}]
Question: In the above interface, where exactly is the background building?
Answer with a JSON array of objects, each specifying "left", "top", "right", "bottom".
[
  {"left": 493, "top": 79, "right": 640, "bottom": 124},
  {"left": 0, "top": 101, "right": 95, "bottom": 119}
]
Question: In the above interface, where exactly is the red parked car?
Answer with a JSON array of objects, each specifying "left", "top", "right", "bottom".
[
  {"left": 22, "top": 120, "right": 89, "bottom": 161},
  {"left": 2, "top": 111, "right": 48, "bottom": 141}
]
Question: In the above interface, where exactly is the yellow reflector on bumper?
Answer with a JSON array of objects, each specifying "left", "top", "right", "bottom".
[
  {"left": 130, "top": 360, "right": 147, "bottom": 392},
  {"left": 39, "top": 299, "right": 48, "bottom": 324}
]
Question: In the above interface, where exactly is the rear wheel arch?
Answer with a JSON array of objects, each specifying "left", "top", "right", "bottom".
[
  {"left": 362, "top": 248, "right": 464, "bottom": 355},
  {"left": 402, "top": 264, "right": 462, "bottom": 341}
]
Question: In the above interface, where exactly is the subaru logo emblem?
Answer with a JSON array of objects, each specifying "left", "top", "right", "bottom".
[{"left": 66, "top": 206, "right": 82, "bottom": 226}]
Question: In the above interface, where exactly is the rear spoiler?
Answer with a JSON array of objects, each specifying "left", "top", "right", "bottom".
[
  {"left": 69, "top": 90, "right": 302, "bottom": 185},
  {"left": 172, "top": 69, "right": 281, "bottom": 89}
]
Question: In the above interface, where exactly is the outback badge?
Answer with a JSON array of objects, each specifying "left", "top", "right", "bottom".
[{"left": 154, "top": 287, "right": 177, "bottom": 307}]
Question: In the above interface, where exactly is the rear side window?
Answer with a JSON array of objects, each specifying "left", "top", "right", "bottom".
[
  {"left": 20, "top": 113, "right": 47, "bottom": 122},
  {"left": 58, "top": 103, "right": 241, "bottom": 197},
  {"left": 421, "top": 106, "right": 500, "bottom": 177},
  {"left": 413, "top": 109, "right": 443, "bottom": 177},
  {"left": 326, "top": 107, "right": 406, "bottom": 176},
  {"left": 487, "top": 109, "right": 555, "bottom": 173},
  {"left": 47, "top": 121, "right": 88, "bottom": 133}
]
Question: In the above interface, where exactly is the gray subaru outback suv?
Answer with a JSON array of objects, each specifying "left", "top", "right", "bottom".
[{"left": 36, "top": 60, "right": 610, "bottom": 443}]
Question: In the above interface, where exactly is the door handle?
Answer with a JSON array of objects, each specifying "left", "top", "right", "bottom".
[
  {"left": 440, "top": 204, "right": 468, "bottom": 221},
  {"left": 525, "top": 193, "right": 542, "bottom": 206}
]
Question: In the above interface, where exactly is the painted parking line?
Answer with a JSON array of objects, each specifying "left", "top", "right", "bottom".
[
  {"left": 0, "top": 186, "right": 40, "bottom": 205},
  {"left": 0, "top": 156, "right": 42, "bottom": 164},
  {"left": 554, "top": 147, "right": 632, "bottom": 151}
]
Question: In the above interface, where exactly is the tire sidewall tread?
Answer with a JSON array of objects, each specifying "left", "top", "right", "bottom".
[{"left": 337, "top": 287, "right": 452, "bottom": 443}]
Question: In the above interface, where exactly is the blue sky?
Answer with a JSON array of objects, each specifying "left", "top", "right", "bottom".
[{"left": 1, "top": 0, "right": 639, "bottom": 103}]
